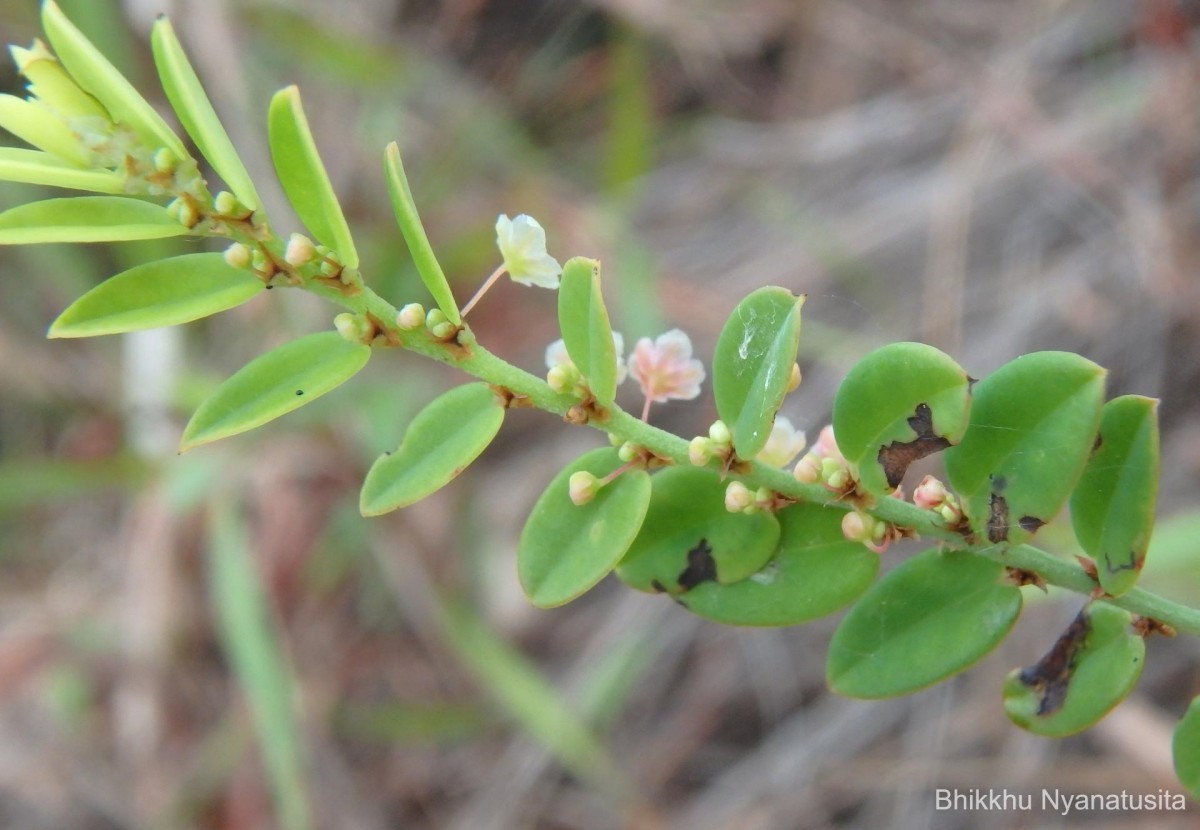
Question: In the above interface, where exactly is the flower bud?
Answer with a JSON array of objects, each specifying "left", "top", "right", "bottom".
[
  {"left": 826, "top": 467, "right": 849, "bottom": 491},
  {"left": 725, "top": 481, "right": 754, "bottom": 513},
  {"left": 176, "top": 200, "right": 200, "bottom": 229},
  {"left": 689, "top": 436, "right": 713, "bottom": 467},
  {"left": 153, "top": 147, "right": 178, "bottom": 174},
  {"left": 285, "top": 233, "right": 317, "bottom": 266},
  {"left": 334, "top": 313, "right": 369, "bottom": 343},
  {"left": 569, "top": 471, "right": 599, "bottom": 506},
  {"left": 223, "top": 242, "right": 252, "bottom": 269},
  {"left": 841, "top": 511, "right": 870, "bottom": 542},
  {"left": 618, "top": 442, "right": 638, "bottom": 463},
  {"left": 793, "top": 455, "right": 820, "bottom": 483},
  {"left": 914, "top": 475, "right": 948, "bottom": 510},
  {"left": 426, "top": 308, "right": 447, "bottom": 329},
  {"left": 708, "top": 420, "right": 731, "bottom": 445},
  {"left": 397, "top": 303, "right": 425, "bottom": 330},
  {"left": 546, "top": 365, "right": 572, "bottom": 393},
  {"left": 430, "top": 321, "right": 457, "bottom": 340},
  {"left": 214, "top": 190, "right": 238, "bottom": 215},
  {"left": 787, "top": 363, "right": 802, "bottom": 393}
]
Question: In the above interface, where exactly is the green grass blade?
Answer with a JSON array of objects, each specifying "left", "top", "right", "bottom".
[{"left": 207, "top": 500, "right": 312, "bottom": 830}]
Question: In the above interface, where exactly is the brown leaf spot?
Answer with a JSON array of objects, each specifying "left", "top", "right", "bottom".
[
  {"left": 987, "top": 491, "right": 1010, "bottom": 543},
  {"left": 677, "top": 539, "right": 718, "bottom": 591},
  {"left": 1104, "top": 550, "right": 1143, "bottom": 575},
  {"left": 650, "top": 579, "right": 667, "bottom": 594},
  {"left": 1005, "top": 567, "right": 1047, "bottom": 591},
  {"left": 877, "top": 403, "right": 952, "bottom": 488},
  {"left": 1092, "top": 433, "right": 1104, "bottom": 453},
  {"left": 1018, "top": 515, "right": 1045, "bottom": 535},
  {"left": 1017, "top": 608, "right": 1091, "bottom": 716}
]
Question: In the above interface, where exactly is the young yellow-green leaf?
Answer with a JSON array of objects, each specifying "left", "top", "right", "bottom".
[
  {"left": 616, "top": 466, "right": 780, "bottom": 594},
  {"left": 268, "top": 86, "right": 358, "bottom": 269},
  {"left": 681, "top": 502, "right": 879, "bottom": 627},
  {"left": 0, "top": 147, "right": 123, "bottom": 192},
  {"left": 518, "top": 448, "right": 650, "bottom": 608},
  {"left": 713, "top": 287, "right": 805, "bottom": 458},
  {"left": 827, "top": 548, "right": 1022, "bottom": 698},
  {"left": 151, "top": 17, "right": 260, "bottom": 211},
  {"left": 49, "top": 252, "right": 263, "bottom": 338},
  {"left": 833, "top": 342, "right": 972, "bottom": 496},
  {"left": 0, "top": 196, "right": 187, "bottom": 244},
  {"left": 208, "top": 501, "right": 312, "bottom": 830},
  {"left": 1070, "top": 396, "right": 1160, "bottom": 597},
  {"left": 181, "top": 331, "right": 370, "bottom": 451},
  {"left": 0, "top": 94, "right": 91, "bottom": 165},
  {"left": 1174, "top": 695, "right": 1200, "bottom": 799},
  {"left": 558, "top": 257, "right": 619, "bottom": 406},
  {"left": 42, "top": 0, "right": 188, "bottom": 160},
  {"left": 943, "top": 352, "right": 1106, "bottom": 546},
  {"left": 383, "top": 142, "right": 459, "bottom": 325},
  {"left": 360, "top": 383, "right": 505, "bottom": 516},
  {"left": 1003, "top": 603, "right": 1144, "bottom": 737}
]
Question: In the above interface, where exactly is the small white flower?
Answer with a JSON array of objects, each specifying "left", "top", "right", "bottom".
[
  {"left": 496, "top": 214, "right": 562, "bottom": 289},
  {"left": 756, "top": 416, "right": 807, "bottom": 468},
  {"left": 629, "top": 329, "right": 705, "bottom": 403},
  {"left": 545, "top": 332, "right": 627, "bottom": 384}
]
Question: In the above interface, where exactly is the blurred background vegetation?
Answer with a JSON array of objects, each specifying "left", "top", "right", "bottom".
[{"left": 1, "top": 0, "right": 1199, "bottom": 828}]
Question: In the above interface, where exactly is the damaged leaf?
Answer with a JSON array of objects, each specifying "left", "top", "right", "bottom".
[
  {"left": 713, "top": 287, "right": 805, "bottom": 459},
  {"left": 681, "top": 502, "right": 879, "bottom": 626},
  {"left": 1003, "top": 603, "right": 1144, "bottom": 737},
  {"left": 1070, "top": 396, "right": 1160, "bottom": 597},
  {"left": 615, "top": 466, "right": 779, "bottom": 594},
  {"left": 827, "top": 548, "right": 1022, "bottom": 698},
  {"left": 833, "top": 342, "right": 972, "bottom": 496},
  {"left": 944, "top": 352, "right": 1106, "bottom": 546},
  {"left": 518, "top": 448, "right": 650, "bottom": 608}
]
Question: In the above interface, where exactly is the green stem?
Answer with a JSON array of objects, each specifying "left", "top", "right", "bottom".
[{"left": 196, "top": 227, "right": 1200, "bottom": 639}]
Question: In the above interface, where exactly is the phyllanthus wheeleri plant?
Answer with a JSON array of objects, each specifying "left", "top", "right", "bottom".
[{"left": 4, "top": 1, "right": 1200, "bottom": 799}]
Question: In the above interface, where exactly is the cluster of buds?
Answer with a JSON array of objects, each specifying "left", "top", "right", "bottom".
[
  {"left": 913, "top": 475, "right": 964, "bottom": 525},
  {"left": 841, "top": 510, "right": 898, "bottom": 554},
  {"left": 395, "top": 303, "right": 460, "bottom": 341},
  {"left": 723, "top": 480, "right": 776, "bottom": 514},
  {"left": 793, "top": 425, "right": 852, "bottom": 492},
  {"left": 689, "top": 420, "right": 733, "bottom": 468},
  {"left": 1, "top": 39, "right": 204, "bottom": 200}
]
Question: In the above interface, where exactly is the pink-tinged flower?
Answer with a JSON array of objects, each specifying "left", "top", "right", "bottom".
[
  {"left": 756, "top": 416, "right": 806, "bottom": 468},
  {"left": 628, "top": 329, "right": 705, "bottom": 403},
  {"left": 496, "top": 214, "right": 561, "bottom": 288},
  {"left": 811, "top": 424, "right": 845, "bottom": 464},
  {"left": 545, "top": 333, "right": 627, "bottom": 385}
]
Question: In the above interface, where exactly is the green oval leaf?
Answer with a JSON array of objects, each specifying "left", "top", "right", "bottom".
[
  {"left": 0, "top": 147, "right": 123, "bottom": 193},
  {"left": 1070, "top": 396, "right": 1160, "bottom": 597},
  {"left": 1174, "top": 695, "right": 1200, "bottom": 799},
  {"left": 0, "top": 196, "right": 187, "bottom": 244},
  {"left": 383, "top": 142, "right": 460, "bottom": 325},
  {"left": 827, "top": 548, "right": 1022, "bottom": 698},
  {"left": 181, "top": 331, "right": 370, "bottom": 451},
  {"left": 833, "top": 342, "right": 972, "bottom": 496},
  {"left": 681, "top": 502, "right": 880, "bottom": 627},
  {"left": 616, "top": 466, "right": 780, "bottom": 594},
  {"left": 1003, "top": 603, "right": 1144, "bottom": 737},
  {"left": 944, "top": 352, "right": 1106, "bottom": 546},
  {"left": 558, "top": 257, "right": 618, "bottom": 406},
  {"left": 518, "top": 448, "right": 651, "bottom": 608},
  {"left": 0, "top": 94, "right": 91, "bottom": 165},
  {"left": 268, "top": 86, "right": 358, "bottom": 269},
  {"left": 360, "top": 383, "right": 505, "bottom": 516},
  {"left": 42, "top": 0, "right": 188, "bottom": 160},
  {"left": 151, "top": 17, "right": 260, "bottom": 211},
  {"left": 713, "top": 287, "right": 805, "bottom": 458},
  {"left": 49, "top": 253, "right": 263, "bottom": 338}
]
